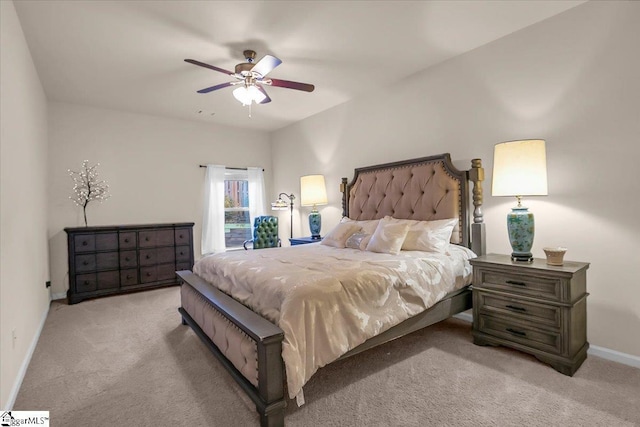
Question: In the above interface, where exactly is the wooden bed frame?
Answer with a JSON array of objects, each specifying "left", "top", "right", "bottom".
[{"left": 177, "top": 153, "right": 485, "bottom": 426}]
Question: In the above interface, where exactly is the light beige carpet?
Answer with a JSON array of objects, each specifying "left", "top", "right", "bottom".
[{"left": 14, "top": 287, "right": 640, "bottom": 426}]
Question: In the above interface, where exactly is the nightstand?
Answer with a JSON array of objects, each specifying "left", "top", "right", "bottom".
[
  {"left": 470, "top": 254, "right": 589, "bottom": 376},
  {"left": 289, "top": 237, "right": 321, "bottom": 246}
]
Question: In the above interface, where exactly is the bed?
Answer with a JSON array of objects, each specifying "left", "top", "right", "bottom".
[{"left": 177, "top": 153, "right": 485, "bottom": 426}]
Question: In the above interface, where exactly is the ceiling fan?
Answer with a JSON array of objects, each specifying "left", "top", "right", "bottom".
[{"left": 185, "top": 50, "right": 315, "bottom": 106}]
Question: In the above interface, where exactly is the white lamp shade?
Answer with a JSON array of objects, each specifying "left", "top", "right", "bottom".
[
  {"left": 492, "top": 139, "right": 548, "bottom": 197},
  {"left": 233, "top": 86, "right": 251, "bottom": 105},
  {"left": 233, "top": 85, "right": 266, "bottom": 106},
  {"left": 300, "top": 175, "right": 328, "bottom": 206}
]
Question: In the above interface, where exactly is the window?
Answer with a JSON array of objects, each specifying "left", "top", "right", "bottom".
[
  {"left": 224, "top": 172, "right": 251, "bottom": 249},
  {"left": 201, "top": 166, "right": 266, "bottom": 254}
]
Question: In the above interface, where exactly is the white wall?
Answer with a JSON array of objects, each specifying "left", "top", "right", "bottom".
[
  {"left": 47, "top": 102, "right": 272, "bottom": 296},
  {"left": 0, "top": 0, "right": 51, "bottom": 409},
  {"left": 271, "top": 1, "right": 640, "bottom": 357}
]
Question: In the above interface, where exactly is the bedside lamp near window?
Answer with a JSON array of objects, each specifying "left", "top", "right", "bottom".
[
  {"left": 492, "top": 139, "right": 548, "bottom": 262},
  {"left": 300, "top": 175, "right": 328, "bottom": 240}
]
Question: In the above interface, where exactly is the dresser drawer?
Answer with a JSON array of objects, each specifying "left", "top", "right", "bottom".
[
  {"left": 478, "top": 315, "right": 562, "bottom": 355},
  {"left": 75, "top": 273, "right": 97, "bottom": 293},
  {"left": 119, "top": 232, "right": 136, "bottom": 249},
  {"left": 176, "top": 262, "right": 191, "bottom": 271},
  {"left": 139, "top": 247, "right": 175, "bottom": 266},
  {"left": 139, "top": 229, "right": 175, "bottom": 247},
  {"left": 74, "top": 235, "right": 95, "bottom": 252},
  {"left": 97, "top": 271, "right": 119, "bottom": 290},
  {"left": 75, "top": 254, "right": 96, "bottom": 272},
  {"left": 175, "top": 228, "right": 191, "bottom": 245},
  {"left": 120, "top": 269, "right": 138, "bottom": 286},
  {"left": 95, "top": 233, "right": 118, "bottom": 251},
  {"left": 120, "top": 250, "right": 137, "bottom": 268},
  {"left": 477, "top": 271, "right": 560, "bottom": 301},
  {"left": 476, "top": 292, "right": 560, "bottom": 329},
  {"left": 176, "top": 245, "right": 190, "bottom": 262}
]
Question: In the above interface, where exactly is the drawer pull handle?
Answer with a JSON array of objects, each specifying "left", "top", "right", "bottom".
[
  {"left": 145, "top": 237, "right": 150, "bottom": 241},
  {"left": 179, "top": 234, "right": 183, "bottom": 239},
  {"left": 506, "top": 280, "right": 526, "bottom": 287},
  {"left": 506, "top": 328, "right": 527, "bottom": 337},
  {"left": 146, "top": 255, "right": 150, "bottom": 259},
  {"left": 506, "top": 305, "right": 526, "bottom": 312},
  {"left": 124, "top": 238, "right": 129, "bottom": 243},
  {"left": 82, "top": 241, "right": 88, "bottom": 246},
  {"left": 179, "top": 252, "right": 184, "bottom": 255},
  {"left": 84, "top": 280, "right": 90, "bottom": 285}
]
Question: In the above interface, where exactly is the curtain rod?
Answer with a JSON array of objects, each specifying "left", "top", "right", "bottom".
[{"left": 199, "top": 165, "right": 264, "bottom": 171}]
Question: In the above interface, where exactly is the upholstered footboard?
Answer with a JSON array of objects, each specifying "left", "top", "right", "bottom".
[{"left": 177, "top": 271, "right": 286, "bottom": 427}]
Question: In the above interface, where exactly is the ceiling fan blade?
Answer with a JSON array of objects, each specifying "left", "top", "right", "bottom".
[
  {"left": 266, "top": 78, "right": 315, "bottom": 92},
  {"left": 197, "top": 82, "right": 235, "bottom": 94},
  {"left": 250, "top": 55, "right": 282, "bottom": 77},
  {"left": 184, "top": 59, "right": 233, "bottom": 76},
  {"left": 256, "top": 85, "right": 272, "bottom": 104}
]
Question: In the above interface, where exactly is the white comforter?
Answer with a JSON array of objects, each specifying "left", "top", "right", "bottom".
[{"left": 193, "top": 243, "right": 475, "bottom": 400}]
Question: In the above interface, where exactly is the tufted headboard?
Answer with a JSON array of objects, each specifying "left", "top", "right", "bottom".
[{"left": 341, "top": 154, "right": 485, "bottom": 253}]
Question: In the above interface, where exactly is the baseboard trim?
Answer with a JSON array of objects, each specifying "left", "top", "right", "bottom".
[
  {"left": 452, "top": 311, "right": 640, "bottom": 370},
  {"left": 4, "top": 303, "right": 50, "bottom": 410},
  {"left": 50, "top": 292, "right": 66, "bottom": 301}
]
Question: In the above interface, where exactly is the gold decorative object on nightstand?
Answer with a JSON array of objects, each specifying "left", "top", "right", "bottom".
[{"left": 470, "top": 253, "right": 589, "bottom": 376}]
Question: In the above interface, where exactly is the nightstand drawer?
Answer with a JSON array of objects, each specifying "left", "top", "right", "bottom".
[
  {"left": 479, "top": 271, "right": 560, "bottom": 301},
  {"left": 476, "top": 292, "right": 560, "bottom": 328},
  {"left": 478, "top": 315, "right": 562, "bottom": 355}
]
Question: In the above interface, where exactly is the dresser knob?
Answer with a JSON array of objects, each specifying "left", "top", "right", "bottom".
[
  {"left": 179, "top": 252, "right": 183, "bottom": 256},
  {"left": 145, "top": 237, "right": 149, "bottom": 241},
  {"left": 124, "top": 238, "right": 129, "bottom": 243},
  {"left": 125, "top": 257, "right": 130, "bottom": 261},
  {"left": 146, "top": 272, "right": 151, "bottom": 277},
  {"left": 179, "top": 234, "right": 183, "bottom": 239},
  {"left": 83, "top": 261, "right": 88, "bottom": 265},
  {"left": 82, "top": 241, "right": 87, "bottom": 246},
  {"left": 146, "top": 255, "right": 150, "bottom": 259},
  {"left": 84, "top": 280, "right": 90, "bottom": 285},
  {"left": 127, "top": 275, "right": 132, "bottom": 280}
]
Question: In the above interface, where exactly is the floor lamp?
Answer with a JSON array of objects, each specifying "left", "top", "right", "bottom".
[{"left": 271, "top": 193, "right": 295, "bottom": 239}]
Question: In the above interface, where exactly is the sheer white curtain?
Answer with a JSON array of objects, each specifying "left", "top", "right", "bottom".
[
  {"left": 247, "top": 167, "right": 267, "bottom": 226},
  {"left": 201, "top": 165, "right": 226, "bottom": 255}
]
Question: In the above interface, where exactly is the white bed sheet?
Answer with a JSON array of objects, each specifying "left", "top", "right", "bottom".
[{"left": 193, "top": 243, "right": 476, "bottom": 400}]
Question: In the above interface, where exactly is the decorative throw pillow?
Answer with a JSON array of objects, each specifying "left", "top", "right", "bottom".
[
  {"left": 340, "top": 217, "right": 380, "bottom": 235},
  {"left": 345, "top": 232, "right": 372, "bottom": 250},
  {"left": 365, "top": 218, "right": 410, "bottom": 255},
  {"left": 384, "top": 216, "right": 458, "bottom": 253},
  {"left": 320, "top": 222, "right": 361, "bottom": 248}
]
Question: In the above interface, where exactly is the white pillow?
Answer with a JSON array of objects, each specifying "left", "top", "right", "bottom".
[
  {"left": 340, "top": 217, "right": 380, "bottom": 235},
  {"left": 365, "top": 218, "right": 410, "bottom": 255},
  {"left": 384, "top": 216, "right": 458, "bottom": 253},
  {"left": 345, "top": 232, "right": 372, "bottom": 250},
  {"left": 320, "top": 222, "right": 361, "bottom": 248}
]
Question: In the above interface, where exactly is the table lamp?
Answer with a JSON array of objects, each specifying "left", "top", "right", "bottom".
[
  {"left": 492, "top": 139, "right": 548, "bottom": 262},
  {"left": 300, "top": 175, "right": 328, "bottom": 239}
]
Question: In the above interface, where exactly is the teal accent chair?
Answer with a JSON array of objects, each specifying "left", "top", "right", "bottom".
[{"left": 243, "top": 216, "right": 281, "bottom": 250}]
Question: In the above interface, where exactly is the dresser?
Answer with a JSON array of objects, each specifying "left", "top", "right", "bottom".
[
  {"left": 65, "top": 223, "right": 194, "bottom": 304},
  {"left": 470, "top": 254, "right": 589, "bottom": 376}
]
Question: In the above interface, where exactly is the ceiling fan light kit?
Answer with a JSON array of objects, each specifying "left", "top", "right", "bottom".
[{"left": 185, "top": 49, "right": 315, "bottom": 108}]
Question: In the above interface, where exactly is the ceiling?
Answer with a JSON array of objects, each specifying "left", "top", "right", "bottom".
[{"left": 14, "top": 1, "right": 585, "bottom": 132}]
